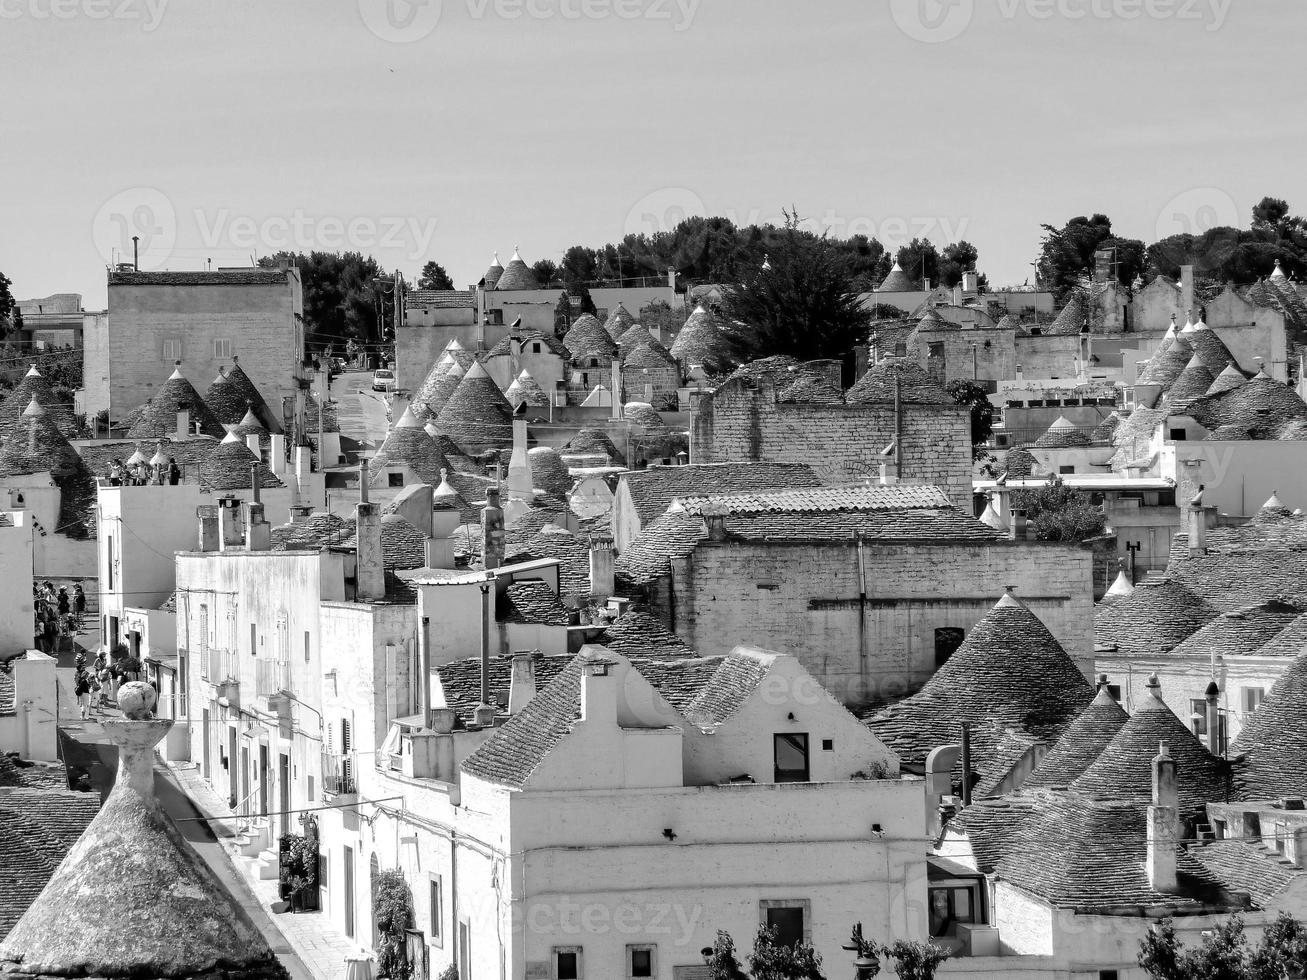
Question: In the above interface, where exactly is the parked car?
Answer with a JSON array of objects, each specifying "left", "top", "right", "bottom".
[{"left": 372, "top": 367, "right": 396, "bottom": 392}]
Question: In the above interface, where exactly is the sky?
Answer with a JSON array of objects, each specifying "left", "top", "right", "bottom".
[{"left": 0, "top": 0, "right": 1302, "bottom": 309}]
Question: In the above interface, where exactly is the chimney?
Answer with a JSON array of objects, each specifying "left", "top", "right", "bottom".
[
  {"left": 1189, "top": 486, "right": 1208, "bottom": 557},
  {"left": 580, "top": 659, "right": 617, "bottom": 725},
  {"left": 589, "top": 535, "right": 615, "bottom": 600},
  {"left": 1205, "top": 681, "right": 1222, "bottom": 755},
  {"left": 1010, "top": 508, "right": 1029, "bottom": 541},
  {"left": 923, "top": 277, "right": 931, "bottom": 292},
  {"left": 244, "top": 433, "right": 261, "bottom": 458},
  {"left": 424, "top": 536, "right": 455, "bottom": 570},
  {"left": 1147, "top": 742, "right": 1180, "bottom": 892},
  {"left": 952, "top": 284, "right": 963, "bottom": 307},
  {"left": 475, "top": 571, "right": 496, "bottom": 727},
  {"left": 962, "top": 270, "right": 978, "bottom": 294},
  {"left": 417, "top": 617, "right": 431, "bottom": 726},
  {"left": 269, "top": 434, "right": 286, "bottom": 476},
  {"left": 217, "top": 496, "right": 243, "bottom": 550},
  {"left": 294, "top": 444, "right": 313, "bottom": 483},
  {"left": 1180, "top": 264, "right": 1195, "bottom": 315},
  {"left": 506, "top": 420, "right": 532, "bottom": 500},
  {"left": 610, "top": 361, "right": 622, "bottom": 419},
  {"left": 507, "top": 650, "right": 537, "bottom": 714},
  {"left": 355, "top": 460, "right": 385, "bottom": 602},
  {"left": 482, "top": 487, "right": 505, "bottom": 570},
  {"left": 703, "top": 508, "right": 728, "bottom": 541},
  {"left": 245, "top": 464, "right": 271, "bottom": 551},
  {"left": 196, "top": 505, "right": 220, "bottom": 552},
  {"left": 288, "top": 504, "right": 312, "bottom": 524},
  {"left": 176, "top": 407, "right": 191, "bottom": 441}
]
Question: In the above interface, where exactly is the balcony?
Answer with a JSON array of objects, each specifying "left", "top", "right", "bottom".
[
  {"left": 255, "top": 659, "right": 291, "bottom": 698},
  {"left": 205, "top": 649, "right": 239, "bottom": 686},
  {"left": 322, "top": 751, "right": 357, "bottom": 799}
]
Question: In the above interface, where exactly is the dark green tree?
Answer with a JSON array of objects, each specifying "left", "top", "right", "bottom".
[
  {"left": 721, "top": 210, "right": 872, "bottom": 363},
  {"left": 0, "top": 272, "right": 17, "bottom": 336},
  {"left": 417, "top": 260, "right": 454, "bottom": 290},
  {"left": 553, "top": 291, "right": 573, "bottom": 337},
  {"left": 939, "top": 241, "right": 979, "bottom": 288},
  {"left": 945, "top": 379, "right": 994, "bottom": 455},
  {"left": 560, "top": 245, "right": 599, "bottom": 288},
  {"left": 709, "top": 930, "right": 749, "bottom": 980},
  {"left": 896, "top": 239, "right": 940, "bottom": 288},
  {"left": 532, "top": 259, "right": 561, "bottom": 287},
  {"left": 1140, "top": 914, "right": 1307, "bottom": 980},
  {"left": 747, "top": 924, "right": 825, "bottom": 980},
  {"left": 576, "top": 286, "right": 597, "bottom": 318},
  {"left": 1010, "top": 477, "right": 1106, "bottom": 542},
  {"left": 258, "top": 251, "right": 387, "bottom": 345},
  {"left": 1036, "top": 214, "right": 1144, "bottom": 301}
]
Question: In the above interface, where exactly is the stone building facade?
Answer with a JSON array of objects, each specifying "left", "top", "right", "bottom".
[{"left": 692, "top": 377, "right": 973, "bottom": 503}]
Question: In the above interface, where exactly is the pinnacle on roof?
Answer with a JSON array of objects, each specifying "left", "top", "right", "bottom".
[
  {"left": 1103, "top": 563, "right": 1134, "bottom": 601},
  {"left": 876, "top": 260, "right": 915, "bottom": 292},
  {"left": 1273, "top": 259, "right": 1287, "bottom": 279},
  {"left": 0, "top": 683, "right": 288, "bottom": 978},
  {"left": 1264, "top": 490, "right": 1285, "bottom": 510},
  {"left": 978, "top": 496, "right": 1007, "bottom": 532},
  {"left": 603, "top": 301, "right": 635, "bottom": 339},
  {"left": 866, "top": 589, "right": 1094, "bottom": 765},
  {"left": 23, "top": 364, "right": 39, "bottom": 378},
  {"left": 1023, "top": 683, "right": 1129, "bottom": 789},
  {"left": 149, "top": 447, "right": 168, "bottom": 467},
  {"left": 21, "top": 397, "right": 42, "bottom": 418},
  {"left": 395, "top": 406, "right": 424, "bottom": 429},
  {"left": 1070, "top": 673, "right": 1230, "bottom": 810},
  {"left": 505, "top": 369, "right": 548, "bottom": 408},
  {"left": 1206, "top": 363, "right": 1248, "bottom": 397},
  {"left": 167, "top": 363, "right": 184, "bottom": 380},
  {"left": 1179, "top": 311, "right": 1198, "bottom": 334},
  {"left": 482, "top": 252, "right": 504, "bottom": 288}
]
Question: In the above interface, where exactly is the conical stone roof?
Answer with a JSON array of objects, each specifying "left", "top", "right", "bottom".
[
  {"left": 494, "top": 249, "right": 540, "bottom": 291},
  {"left": 877, "top": 261, "right": 915, "bottom": 292},
  {"left": 1137, "top": 335, "right": 1194, "bottom": 388},
  {"left": 528, "top": 446, "right": 572, "bottom": 498},
  {"left": 1071, "top": 675, "right": 1230, "bottom": 811},
  {"left": 0, "top": 399, "right": 82, "bottom": 476},
  {"left": 505, "top": 370, "right": 548, "bottom": 408},
  {"left": 603, "top": 301, "right": 635, "bottom": 339},
  {"left": 847, "top": 358, "right": 954, "bottom": 406},
  {"left": 1033, "top": 416, "right": 1091, "bottom": 448},
  {"left": 412, "top": 359, "right": 465, "bottom": 420},
  {"left": 563, "top": 314, "right": 618, "bottom": 361},
  {"left": 1207, "top": 364, "right": 1248, "bottom": 396},
  {"left": 205, "top": 358, "right": 277, "bottom": 432},
  {"left": 442, "top": 339, "right": 476, "bottom": 372},
  {"left": 434, "top": 361, "right": 514, "bottom": 449},
  {"left": 127, "top": 364, "right": 225, "bottom": 439},
  {"left": 481, "top": 252, "right": 504, "bottom": 290},
  {"left": 867, "top": 591, "right": 1095, "bottom": 765},
  {"left": 1232, "top": 644, "right": 1307, "bottom": 800},
  {"left": 670, "top": 305, "right": 730, "bottom": 371},
  {"left": 1185, "top": 327, "right": 1235, "bottom": 375},
  {"left": 200, "top": 433, "right": 282, "bottom": 492},
  {"left": 1166, "top": 355, "right": 1217, "bottom": 404},
  {"left": 1023, "top": 685, "right": 1129, "bottom": 789},
  {"left": 370, "top": 408, "right": 450, "bottom": 486},
  {"left": 0, "top": 685, "right": 288, "bottom": 979},
  {"left": 562, "top": 427, "right": 625, "bottom": 465},
  {"left": 1089, "top": 412, "right": 1122, "bottom": 443},
  {"left": 1094, "top": 578, "right": 1218, "bottom": 657},
  {"left": 1045, "top": 292, "right": 1089, "bottom": 336},
  {"left": 0, "top": 365, "right": 79, "bottom": 439},
  {"left": 230, "top": 408, "right": 268, "bottom": 439}
]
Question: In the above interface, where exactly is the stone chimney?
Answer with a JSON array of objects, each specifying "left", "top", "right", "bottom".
[
  {"left": 1010, "top": 508, "right": 1029, "bottom": 541},
  {"left": 580, "top": 659, "right": 616, "bottom": 725},
  {"left": 962, "top": 270, "right": 979, "bottom": 294},
  {"left": 1180, "top": 264, "right": 1195, "bottom": 315},
  {"left": 1188, "top": 486, "right": 1208, "bottom": 557},
  {"left": 589, "top": 535, "right": 615, "bottom": 600},
  {"left": 506, "top": 419, "right": 532, "bottom": 501},
  {"left": 702, "top": 506, "right": 728, "bottom": 542},
  {"left": 1147, "top": 742, "right": 1180, "bottom": 892},
  {"left": 508, "top": 650, "right": 537, "bottom": 714},
  {"left": 245, "top": 466, "right": 271, "bottom": 552},
  {"left": 269, "top": 434, "right": 286, "bottom": 476},
  {"left": 610, "top": 361, "right": 623, "bottom": 419},
  {"left": 176, "top": 406, "right": 191, "bottom": 441},
  {"left": 482, "top": 487, "right": 505, "bottom": 570},
  {"left": 288, "top": 504, "right": 312, "bottom": 524},
  {"left": 196, "top": 504, "right": 219, "bottom": 552},
  {"left": 217, "top": 496, "right": 243, "bottom": 550},
  {"left": 356, "top": 460, "right": 385, "bottom": 602},
  {"left": 1205, "top": 680, "right": 1222, "bottom": 755}
]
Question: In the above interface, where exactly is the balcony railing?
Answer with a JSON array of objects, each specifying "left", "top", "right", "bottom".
[
  {"left": 255, "top": 659, "right": 291, "bottom": 698},
  {"left": 205, "top": 649, "right": 239, "bottom": 685},
  {"left": 322, "top": 751, "right": 357, "bottom": 797}
]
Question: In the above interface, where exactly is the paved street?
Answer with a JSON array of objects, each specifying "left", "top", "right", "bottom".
[{"left": 329, "top": 370, "right": 393, "bottom": 450}]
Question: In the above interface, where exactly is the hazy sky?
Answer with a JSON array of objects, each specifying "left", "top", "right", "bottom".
[{"left": 1, "top": 0, "right": 1300, "bottom": 308}]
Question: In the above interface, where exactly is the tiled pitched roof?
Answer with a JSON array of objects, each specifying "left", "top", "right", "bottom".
[
  {"left": 1187, "top": 839, "right": 1305, "bottom": 908},
  {"left": 433, "top": 652, "right": 573, "bottom": 722},
  {"left": 866, "top": 592, "right": 1095, "bottom": 766},
  {"left": 502, "top": 525, "right": 592, "bottom": 602},
  {"left": 205, "top": 360, "right": 277, "bottom": 431},
  {"left": 107, "top": 269, "right": 288, "bottom": 286},
  {"left": 1185, "top": 328, "right": 1236, "bottom": 376},
  {"left": 0, "top": 755, "right": 68, "bottom": 791},
  {"left": 525, "top": 446, "right": 572, "bottom": 498},
  {"left": 485, "top": 331, "right": 568, "bottom": 359},
  {"left": 563, "top": 315, "right": 618, "bottom": 361},
  {"left": 271, "top": 513, "right": 356, "bottom": 551},
  {"left": 562, "top": 428, "right": 625, "bottom": 465},
  {"left": 1094, "top": 578, "right": 1219, "bottom": 655},
  {"left": 496, "top": 580, "right": 570, "bottom": 626},
  {"left": 1070, "top": 679, "right": 1231, "bottom": 812},
  {"left": 617, "top": 323, "right": 664, "bottom": 353},
  {"left": 1023, "top": 687, "right": 1129, "bottom": 790},
  {"left": 620, "top": 462, "right": 822, "bottom": 528},
  {"left": 847, "top": 358, "right": 955, "bottom": 405},
  {"left": 1167, "top": 550, "right": 1307, "bottom": 612},
  {"left": 1108, "top": 406, "right": 1167, "bottom": 469},
  {"left": 0, "top": 790, "right": 100, "bottom": 939},
  {"left": 944, "top": 794, "right": 1042, "bottom": 873},
  {"left": 675, "top": 484, "right": 951, "bottom": 514},
  {"left": 594, "top": 610, "right": 696, "bottom": 659},
  {"left": 1165, "top": 358, "right": 1217, "bottom": 405},
  {"left": 504, "top": 371, "right": 548, "bottom": 409},
  {"left": 677, "top": 652, "right": 773, "bottom": 732},
  {"left": 1249, "top": 610, "right": 1307, "bottom": 658},
  {"left": 623, "top": 402, "right": 666, "bottom": 429},
  {"left": 481, "top": 255, "right": 504, "bottom": 290},
  {"left": 718, "top": 356, "right": 844, "bottom": 406},
  {"left": 1164, "top": 601, "right": 1302, "bottom": 662},
  {"left": 0, "top": 404, "right": 82, "bottom": 477},
  {"left": 125, "top": 366, "right": 226, "bottom": 440},
  {"left": 1089, "top": 412, "right": 1122, "bottom": 443},
  {"left": 340, "top": 514, "right": 427, "bottom": 571},
  {"left": 1231, "top": 644, "right": 1307, "bottom": 801},
  {"left": 1186, "top": 374, "right": 1307, "bottom": 441},
  {"left": 407, "top": 289, "right": 474, "bottom": 309}
]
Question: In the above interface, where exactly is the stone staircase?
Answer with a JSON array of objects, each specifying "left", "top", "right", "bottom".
[{"left": 224, "top": 816, "right": 280, "bottom": 880}]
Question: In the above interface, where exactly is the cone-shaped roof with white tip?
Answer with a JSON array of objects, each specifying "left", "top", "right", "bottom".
[
  {"left": 1273, "top": 258, "right": 1287, "bottom": 279},
  {"left": 370, "top": 409, "right": 450, "bottom": 486},
  {"left": 1206, "top": 363, "right": 1248, "bottom": 396},
  {"left": 204, "top": 358, "right": 279, "bottom": 432},
  {"left": 505, "top": 369, "right": 548, "bottom": 408},
  {"left": 603, "top": 301, "right": 636, "bottom": 339},
  {"left": 435, "top": 361, "right": 514, "bottom": 449},
  {"left": 1103, "top": 565, "right": 1135, "bottom": 602},
  {"left": 0, "top": 364, "right": 79, "bottom": 438},
  {"left": 978, "top": 496, "right": 1008, "bottom": 532},
  {"left": 127, "top": 363, "right": 225, "bottom": 439},
  {"left": 230, "top": 408, "right": 267, "bottom": 439},
  {"left": 494, "top": 247, "right": 540, "bottom": 291},
  {"left": 876, "top": 260, "right": 915, "bottom": 293},
  {"left": 412, "top": 359, "right": 465, "bottom": 421},
  {"left": 1179, "top": 311, "right": 1198, "bottom": 334},
  {"left": 482, "top": 251, "right": 505, "bottom": 289}
]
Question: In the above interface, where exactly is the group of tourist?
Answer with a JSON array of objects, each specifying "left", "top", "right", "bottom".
[
  {"left": 105, "top": 456, "right": 181, "bottom": 487},
  {"left": 33, "top": 580, "right": 84, "bottom": 654}
]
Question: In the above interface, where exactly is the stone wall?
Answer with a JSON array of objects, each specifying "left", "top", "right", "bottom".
[
  {"left": 655, "top": 538, "right": 1093, "bottom": 708},
  {"left": 911, "top": 326, "right": 1017, "bottom": 384},
  {"left": 693, "top": 378, "right": 972, "bottom": 503}
]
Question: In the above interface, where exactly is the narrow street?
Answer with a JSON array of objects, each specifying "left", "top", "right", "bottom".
[{"left": 329, "top": 370, "right": 392, "bottom": 450}]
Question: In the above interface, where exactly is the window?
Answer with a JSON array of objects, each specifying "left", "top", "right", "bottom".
[
  {"left": 1058, "top": 464, "right": 1076, "bottom": 475},
  {"left": 304, "top": 631, "right": 311, "bottom": 664},
  {"left": 1100, "top": 971, "right": 1120, "bottom": 980},
  {"left": 1106, "top": 684, "right": 1122, "bottom": 702},
  {"left": 213, "top": 338, "right": 232, "bottom": 358},
  {"left": 162, "top": 338, "right": 182, "bottom": 360},
  {"left": 251, "top": 623, "right": 258, "bottom": 657},
  {"left": 773, "top": 733, "right": 809, "bottom": 783},
  {"left": 821, "top": 739, "right": 834, "bottom": 751},
  {"left": 1243, "top": 687, "right": 1266, "bottom": 713},
  {"left": 388, "top": 473, "right": 405, "bottom": 488},
  {"left": 106, "top": 534, "right": 115, "bottom": 591},
  {"left": 589, "top": 357, "right": 599, "bottom": 368},
  {"left": 929, "top": 885, "right": 979, "bottom": 937},
  {"left": 762, "top": 904, "right": 806, "bottom": 948},
  {"left": 532, "top": 342, "right": 541, "bottom": 354},
  {"left": 934, "top": 628, "right": 965, "bottom": 669},
  {"left": 553, "top": 946, "right": 582, "bottom": 980},
  {"left": 1190, "top": 698, "right": 1209, "bottom": 735},
  {"left": 1169, "top": 428, "right": 1187, "bottom": 441},
  {"left": 428, "top": 875, "right": 443, "bottom": 947},
  {"left": 627, "top": 945, "right": 655, "bottom": 978}
]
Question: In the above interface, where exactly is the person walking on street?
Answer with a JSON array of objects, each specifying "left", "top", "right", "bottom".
[
  {"left": 73, "top": 584, "right": 86, "bottom": 627},
  {"left": 168, "top": 457, "right": 181, "bottom": 485},
  {"left": 73, "top": 666, "right": 91, "bottom": 720}
]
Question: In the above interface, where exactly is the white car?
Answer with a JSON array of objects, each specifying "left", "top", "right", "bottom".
[{"left": 371, "top": 368, "right": 396, "bottom": 392}]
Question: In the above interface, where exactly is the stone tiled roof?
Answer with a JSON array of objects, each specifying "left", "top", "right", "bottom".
[
  {"left": 485, "top": 331, "right": 568, "bottom": 360},
  {"left": 1033, "top": 416, "right": 1091, "bottom": 448},
  {"left": 125, "top": 366, "right": 226, "bottom": 440},
  {"left": 718, "top": 357, "right": 840, "bottom": 406},
  {"left": 229, "top": 409, "right": 267, "bottom": 439},
  {"left": 340, "top": 514, "right": 427, "bottom": 571},
  {"left": 1094, "top": 579, "right": 1219, "bottom": 656},
  {"left": 562, "top": 315, "right": 617, "bottom": 362},
  {"left": 0, "top": 755, "right": 69, "bottom": 791},
  {"left": 411, "top": 359, "right": 464, "bottom": 420},
  {"left": 1168, "top": 550, "right": 1307, "bottom": 613},
  {"left": 670, "top": 305, "right": 731, "bottom": 372},
  {"left": 481, "top": 255, "right": 504, "bottom": 290},
  {"left": 407, "top": 289, "right": 474, "bottom": 309},
  {"left": 107, "top": 269, "right": 288, "bottom": 286},
  {"left": 1186, "top": 374, "right": 1307, "bottom": 441},
  {"left": 623, "top": 402, "right": 665, "bottom": 428},
  {"left": 603, "top": 302, "right": 635, "bottom": 339},
  {"left": 1165, "top": 358, "right": 1217, "bottom": 405},
  {"left": 847, "top": 359, "right": 955, "bottom": 405},
  {"left": 200, "top": 436, "right": 283, "bottom": 492},
  {"left": 867, "top": 593, "right": 1094, "bottom": 766},
  {"left": 0, "top": 367, "right": 79, "bottom": 439},
  {"left": 0, "top": 404, "right": 82, "bottom": 477},
  {"left": 505, "top": 370, "right": 549, "bottom": 408},
  {"left": 676, "top": 484, "right": 951, "bottom": 514},
  {"left": 0, "top": 675, "right": 12, "bottom": 717},
  {"left": 1109, "top": 406, "right": 1167, "bottom": 469},
  {"left": 616, "top": 323, "right": 664, "bottom": 353},
  {"left": 1044, "top": 291, "right": 1090, "bottom": 336},
  {"left": 1137, "top": 335, "right": 1194, "bottom": 388},
  {"left": 876, "top": 262, "right": 915, "bottom": 292},
  {"left": 1185, "top": 328, "right": 1236, "bottom": 375},
  {"left": 620, "top": 462, "right": 821, "bottom": 528},
  {"left": 527, "top": 447, "right": 572, "bottom": 498},
  {"left": 1249, "top": 611, "right": 1307, "bottom": 658},
  {"left": 594, "top": 610, "right": 695, "bottom": 659},
  {"left": 370, "top": 412, "right": 450, "bottom": 486},
  {"left": 676, "top": 652, "right": 773, "bottom": 732},
  {"left": 1187, "top": 839, "right": 1305, "bottom": 908},
  {"left": 205, "top": 360, "right": 278, "bottom": 431},
  {"left": 0, "top": 789, "right": 99, "bottom": 939},
  {"left": 944, "top": 794, "right": 1042, "bottom": 873},
  {"left": 1089, "top": 412, "right": 1122, "bottom": 443},
  {"left": 1164, "top": 601, "right": 1302, "bottom": 662},
  {"left": 1231, "top": 644, "right": 1307, "bottom": 801},
  {"left": 623, "top": 342, "right": 678, "bottom": 371},
  {"left": 1023, "top": 687, "right": 1129, "bottom": 790},
  {"left": 1070, "top": 680, "right": 1231, "bottom": 812},
  {"left": 494, "top": 253, "right": 540, "bottom": 291},
  {"left": 503, "top": 525, "right": 591, "bottom": 601},
  {"left": 434, "top": 362, "right": 514, "bottom": 448},
  {"left": 496, "top": 581, "right": 570, "bottom": 626},
  {"left": 433, "top": 652, "right": 573, "bottom": 722},
  {"left": 562, "top": 428, "right": 626, "bottom": 465}
]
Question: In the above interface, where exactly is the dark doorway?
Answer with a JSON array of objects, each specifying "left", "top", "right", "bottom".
[
  {"left": 934, "top": 628, "right": 966, "bottom": 668},
  {"left": 240, "top": 745, "right": 250, "bottom": 815},
  {"left": 278, "top": 753, "right": 290, "bottom": 836},
  {"left": 227, "top": 726, "right": 238, "bottom": 808},
  {"left": 259, "top": 744, "right": 270, "bottom": 817},
  {"left": 201, "top": 708, "right": 211, "bottom": 780},
  {"left": 343, "top": 845, "right": 356, "bottom": 939}
]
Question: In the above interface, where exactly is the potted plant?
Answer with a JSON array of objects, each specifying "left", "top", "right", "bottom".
[{"left": 374, "top": 868, "right": 414, "bottom": 979}]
